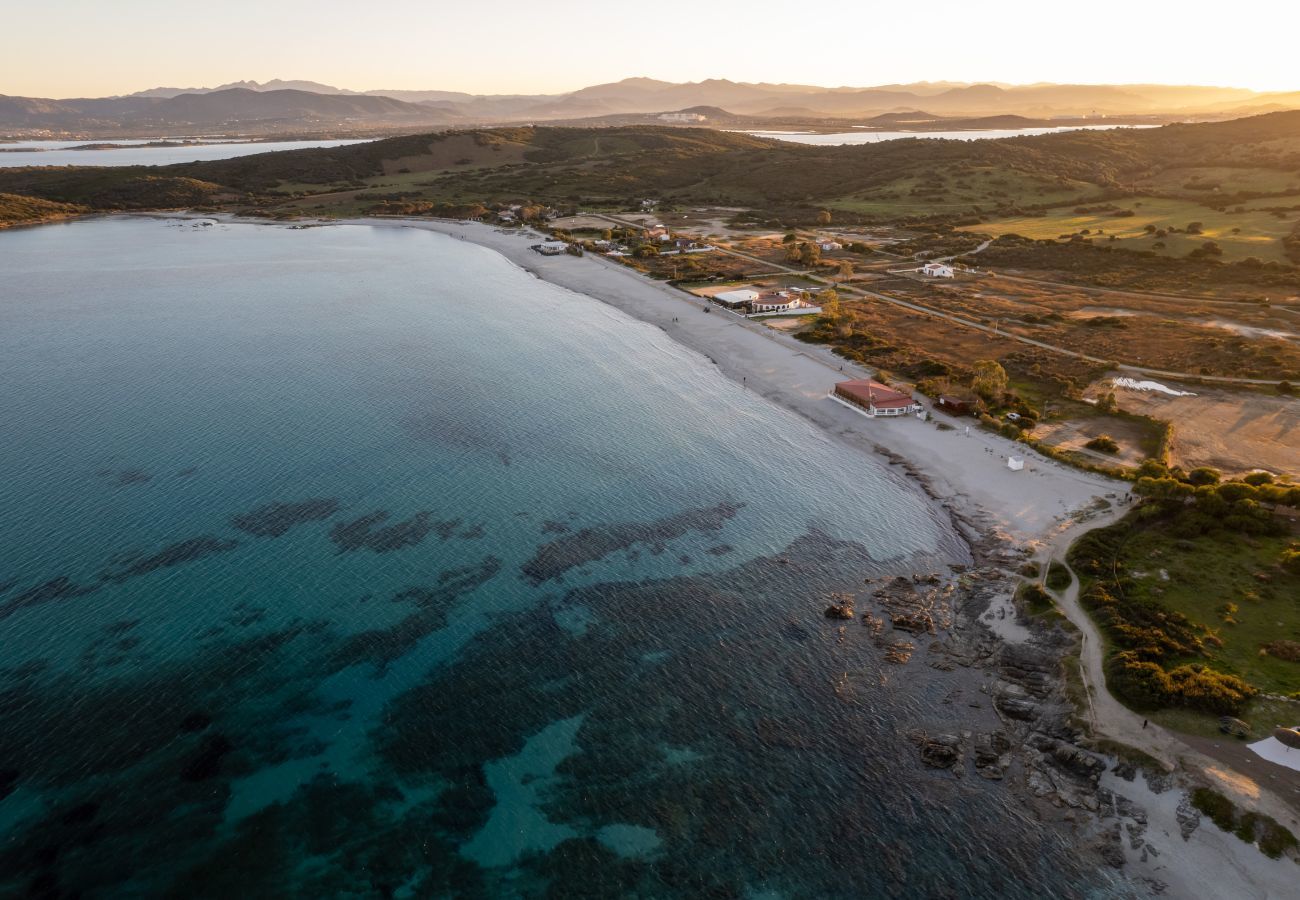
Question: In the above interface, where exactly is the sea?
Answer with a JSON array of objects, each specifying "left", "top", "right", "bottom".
[
  {"left": 0, "top": 139, "right": 372, "bottom": 168},
  {"left": 0, "top": 217, "right": 1125, "bottom": 897}
]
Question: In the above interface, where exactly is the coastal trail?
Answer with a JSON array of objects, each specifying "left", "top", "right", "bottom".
[{"left": 1038, "top": 515, "right": 1300, "bottom": 829}]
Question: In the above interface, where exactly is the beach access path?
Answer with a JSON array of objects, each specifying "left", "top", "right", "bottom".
[{"left": 1039, "top": 515, "right": 1300, "bottom": 830}]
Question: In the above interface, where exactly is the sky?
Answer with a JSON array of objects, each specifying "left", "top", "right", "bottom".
[{"left": 5, "top": 0, "right": 1299, "bottom": 98}]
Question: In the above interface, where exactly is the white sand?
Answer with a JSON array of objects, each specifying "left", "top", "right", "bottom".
[
  {"left": 1099, "top": 768, "right": 1299, "bottom": 900},
  {"left": 348, "top": 217, "right": 1124, "bottom": 548}
]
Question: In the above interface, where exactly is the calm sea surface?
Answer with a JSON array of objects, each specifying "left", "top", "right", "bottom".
[
  {"left": 0, "top": 139, "right": 371, "bottom": 167},
  {"left": 744, "top": 125, "right": 1158, "bottom": 145},
  {"left": 0, "top": 218, "right": 1120, "bottom": 897}
]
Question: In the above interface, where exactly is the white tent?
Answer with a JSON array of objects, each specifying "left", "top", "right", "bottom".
[
  {"left": 1248, "top": 736, "right": 1300, "bottom": 772},
  {"left": 1007, "top": 455, "right": 1025, "bottom": 471}
]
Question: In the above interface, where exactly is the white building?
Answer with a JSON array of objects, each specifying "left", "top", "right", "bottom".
[
  {"left": 751, "top": 290, "right": 813, "bottom": 313},
  {"left": 659, "top": 112, "right": 707, "bottom": 123},
  {"left": 921, "top": 262, "right": 955, "bottom": 278},
  {"left": 1007, "top": 455, "right": 1025, "bottom": 471},
  {"left": 819, "top": 240, "right": 842, "bottom": 251},
  {"left": 714, "top": 289, "right": 761, "bottom": 308}
]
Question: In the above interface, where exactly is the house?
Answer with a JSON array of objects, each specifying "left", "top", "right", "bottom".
[
  {"left": 659, "top": 112, "right": 707, "bottom": 123},
  {"left": 534, "top": 241, "right": 568, "bottom": 256},
  {"left": 714, "top": 289, "right": 761, "bottom": 308},
  {"left": 819, "top": 240, "right": 842, "bottom": 252},
  {"left": 936, "top": 395, "right": 975, "bottom": 416},
  {"left": 751, "top": 290, "right": 812, "bottom": 314},
  {"left": 921, "top": 262, "right": 955, "bottom": 278},
  {"left": 832, "top": 379, "right": 922, "bottom": 417}
]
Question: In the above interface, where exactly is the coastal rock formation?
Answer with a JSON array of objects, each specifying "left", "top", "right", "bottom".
[{"left": 910, "top": 731, "right": 964, "bottom": 769}]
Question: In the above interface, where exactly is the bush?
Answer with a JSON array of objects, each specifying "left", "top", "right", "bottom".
[
  {"left": 1046, "top": 561, "right": 1072, "bottom": 591},
  {"left": 1085, "top": 434, "right": 1120, "bottom": 454},
  {"left": 1017, "top": 582, "right": 1053, "bottom": 614},
  {"left": 1191, "top": 788, "right": 1299, "bottom": 859}
]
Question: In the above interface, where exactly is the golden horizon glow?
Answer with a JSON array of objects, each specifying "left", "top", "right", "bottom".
[{"left": 4, "top": 0, "right": 1299, "bottom": 99}]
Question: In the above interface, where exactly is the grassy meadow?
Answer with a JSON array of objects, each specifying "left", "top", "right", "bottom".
[{"left": 964, "top": 196, "right": 1299, "bottom": 262}]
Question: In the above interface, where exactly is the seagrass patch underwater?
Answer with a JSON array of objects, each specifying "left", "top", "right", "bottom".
[{"left": 0, "top": 218, "right": 1122, "bottom": 897}]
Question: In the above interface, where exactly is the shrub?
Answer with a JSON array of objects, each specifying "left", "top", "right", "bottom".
[
  {"left": 1046, "top": 561, "right": 1072, "bottom": 591},
  {"left": 1191, "top": 788, "right": 1236, "bottom": 832},
  {"left": 1085, "top": 434, "right": 1120, "bottom": 454}
]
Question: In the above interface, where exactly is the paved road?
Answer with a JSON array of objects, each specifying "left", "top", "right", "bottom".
[{"left": 590, "top": 212, "right": 1288, "bottom": 387}]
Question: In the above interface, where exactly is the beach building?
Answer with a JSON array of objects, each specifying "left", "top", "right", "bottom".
[
  {"left": 937, "top": 395, "right": 975, "bottom": 416},
  {"left": 832, "top": 379, "right": 922, "bottom": 417},
  {"left": 921, "top": 262, "right": 955, "bottom": 278},
  {"left": 751, "top": 290, "right": 815, "bottom": 313},
  {"left": 534, "top": 241, "right": 568, "bottom": 256},
  {"left": 714, "top": 289, "right": 761, "bottom": 309},
  {"left": 1007, "top": 455, "right": 1025, "bottom": 471},
  {"left": 819, "top": 240, "right": 843, "bottom": 251}
]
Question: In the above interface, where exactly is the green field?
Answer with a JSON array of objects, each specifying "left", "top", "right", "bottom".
[
  {"left": 828, "top": 167, "right": 1104, "bottom": 218},
  {"left": 965, "top": 195, "right": 1298, "bottom": 262},
  {"left": 1113, "top": 526, "right": 1300, "bottom": 696},
  {"left": 1135, "top": 166, "right": 1300, "bottom": 198}
]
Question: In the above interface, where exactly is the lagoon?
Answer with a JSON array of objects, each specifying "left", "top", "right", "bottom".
[{"left": 0, "top": 138, "right": 372, "bottom": 167}]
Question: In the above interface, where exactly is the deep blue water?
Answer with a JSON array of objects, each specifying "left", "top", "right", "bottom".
[{"left": 0, "top": 218, "right": 1117, "bottom": 897}]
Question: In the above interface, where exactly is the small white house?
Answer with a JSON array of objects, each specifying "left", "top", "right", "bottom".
[
  {"left": 819, "top": 240, "right": 842, "bottom": 252},
  {"left": 1007, "top": 455, "right": 1025, "bottom": 471},
  {"left": 921, "top": 262, "right": 955, "bottom": 278}
]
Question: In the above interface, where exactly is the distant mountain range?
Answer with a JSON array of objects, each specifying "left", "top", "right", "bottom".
[{"left": 5, "top": 77, "right": 1300, "bottom": 137}]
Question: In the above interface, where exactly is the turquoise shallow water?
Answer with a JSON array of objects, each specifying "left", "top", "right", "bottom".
[{"left": 0, "top": 218, "right": 1116, "bottom": 897}]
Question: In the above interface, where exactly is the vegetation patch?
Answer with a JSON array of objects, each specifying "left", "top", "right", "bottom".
[
  {"left": 1068, "top": 472, "right": 1300, "bottom": 718},
  {"left": 1190, "top": 788, "right": 1299, "bottom": 859}
]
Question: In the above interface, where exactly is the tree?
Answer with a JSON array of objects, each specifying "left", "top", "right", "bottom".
[
  {"left": 1187, "top": 466, "right": 1222, "bottom": 486},
  {"left": 817, "top": 209, "right": 832, "bottom": 225},
  {"left": 837, "top": 260, "right": 854, "bottom": 280},
  {"left": 970, "top": 359, "right": 1008, "bottom": 403},
  {"left": 819, "top": 288, "right": 840, "bottom": 319},
  {"left": 1096, "top": 391, "right": 1119, "bottom": 413},
  {"left": 798, "top": 242, "right": 821, "bottom": 267},
  {"left": 782, "top": 232, "right": 798, "bottom": 245}
]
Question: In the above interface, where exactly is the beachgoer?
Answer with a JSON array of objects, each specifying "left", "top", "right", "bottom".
[{"left": 1142, "top": 719, "right": 1148, "bottom": 729}]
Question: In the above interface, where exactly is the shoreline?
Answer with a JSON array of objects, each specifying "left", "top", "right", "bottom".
[
  {"left": 341, "top": 216, "right": 1300, "bottom": 897},
  {"left": 47, "top": 211, "right": 1300, "bottom": 896},
  {"left": 343, "top": 215, "right": 1127, "bottom": 550}
]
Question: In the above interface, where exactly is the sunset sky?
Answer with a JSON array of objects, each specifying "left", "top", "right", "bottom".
[{"left": 6, "top": 0, "right": 1298, "bottom": 97}]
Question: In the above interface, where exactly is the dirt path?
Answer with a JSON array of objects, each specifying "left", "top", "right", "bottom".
[
  {"left": 589, "top": 212, "right": 1289, "bottom": 386},
  {"left": 1039, "top": 516, "right": 1300, "bottom": 828}
]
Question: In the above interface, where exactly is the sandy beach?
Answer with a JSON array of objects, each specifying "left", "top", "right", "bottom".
[
  {"left": 340, "top": 217, "right": 1300, "bottom": 898},
  {"left": 346, "top": 217, "right": 1126, "bottom": 549}
]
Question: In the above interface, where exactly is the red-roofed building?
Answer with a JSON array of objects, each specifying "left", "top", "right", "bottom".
[{"left": 832, "top": 379, "right": 921, "bottom": 418}]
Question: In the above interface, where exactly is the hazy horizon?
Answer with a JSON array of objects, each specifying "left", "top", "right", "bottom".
[{"left": 6, "top": 0, "right": 1299, "bottom": 99}]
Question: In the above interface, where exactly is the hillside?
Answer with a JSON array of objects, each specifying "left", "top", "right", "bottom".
[
  {"left": 9, "top": 79, "right": 1300, "bottom": 138},
  {"left": 3, "top": 112, "right": 1299, "bottom": 244},
  {"left": 0, "top": 88, "right": 454, "bottom": 135}
]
